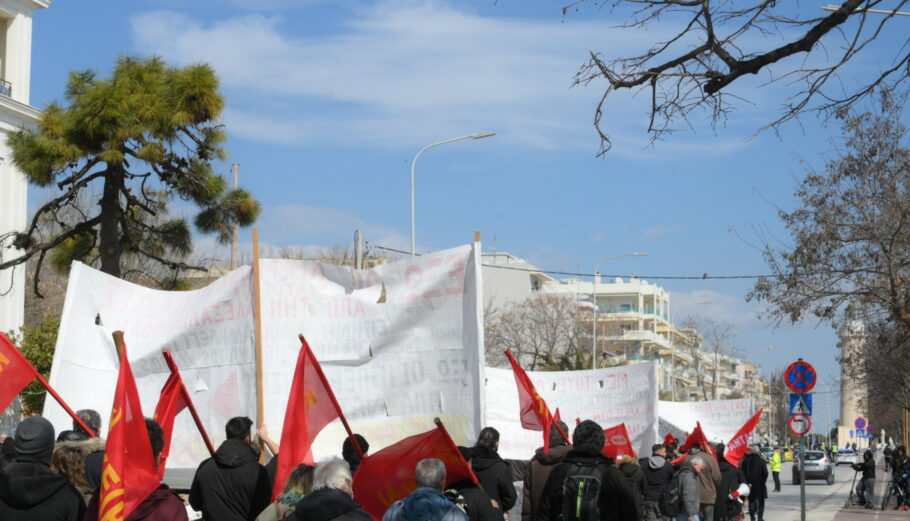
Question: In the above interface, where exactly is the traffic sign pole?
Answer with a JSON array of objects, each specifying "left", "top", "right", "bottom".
[
  {"left": 785, "top": 359, "right": 815, "bottom": 521},
  {"left": 800, "top": 435, "right": 806, "bottom": 521}
]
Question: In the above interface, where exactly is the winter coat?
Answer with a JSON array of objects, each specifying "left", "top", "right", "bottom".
[
  {"left": 449, "top": 480, "right": 503, "bottom": 521},
  {"left": 677, "top": 465, "right": 699, "bottom": 517},
  {"left": 56, "top": 436, "right": 106, "bottom": 491},
  {"left": 740, "top": 453, "right": 768, "bottom": 501},
  {"left": 639, "top": 455, "right": 673, "bottom": 502},
  {"left": 536, "top": 448, "right": 641, "bottom": 521},
  {"left": 471, "top": 447, "right": 518, "bottom": 512},
  {"left": 288, "top": 488, "right": 372, "bottom": 521},
  {"left": 522, "top": 444, "right": 572, "bottom": 521},
  {"left": 84, "top": 484, "right": 189, "bottom": 521},
  {"left": 618, "top": 462, "right": 646, "bottom": 515},
  {"left": 0, "top": 459, "right": 87, "bottom": 521},
  {"left": 685, "top": 450, "right": 720, "bottom": 504},
  {"left": 382, "top": 487, "right": 469, "bottom": 521},
  {"left": 714, "top": 459, "right": 745, "bottom": 520},
  {"left": 189, "top": 439, "right": 273, "bottom": 521},
  {"left": 853, "top": 457, "right": 875, "bottom": 480}
]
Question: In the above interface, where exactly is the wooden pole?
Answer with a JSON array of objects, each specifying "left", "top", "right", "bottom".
[
  {"left": 474, "top": 231, "right": 481, "bottom": 243},
  {"left": 434, "top": 417, "right": 480, "bottom": 486},
  {"left": 33, "top": 372, "right": 96, "bottom": 437},
  {"left": 112, "top": 330, "right": 125, "bottom": 361},
  {"left": 162, "top": 349, "right": 216, "bottom": 456},
  {"left": 252, "top": 229, "right": 265, "bottom": 461}
]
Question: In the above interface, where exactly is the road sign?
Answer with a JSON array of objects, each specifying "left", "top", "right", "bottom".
[
  {"left": 789, "top": 393, "right": 813, "bottom": 416},
  {"left": 855, "top": 417, "right": 866, "bottom": 429},
  {"left": 785, "top": 360, "right": 817, "bottom": 393},
  {"left": 789, "top": 413, "right": 812, "bottom": 436}
]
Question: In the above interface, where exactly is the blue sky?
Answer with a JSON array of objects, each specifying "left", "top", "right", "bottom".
[{"left": 28, "top": 1, "right": 910, "bottom": 434}]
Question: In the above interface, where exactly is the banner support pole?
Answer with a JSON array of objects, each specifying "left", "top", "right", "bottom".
[
  {"left": 253, "top": 228, "right": 265, "bottom": 461},
  {"left": 162, "top": 349, "right": 216, "bottom": 456},
  {"left": 33, "top": 372, "right": 96, "bottom": 438}
]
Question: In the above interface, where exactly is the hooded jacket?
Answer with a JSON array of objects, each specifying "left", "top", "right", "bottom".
[
  {"left": 382, "top": 487, "right": 469, "bottom": 521},
  {"left": 288, "top": 488, "right": 372, "bottom": 521},
  {"left": 618, "top": 462, "right": 646, "bottom": 515},
  {"left": 639, "top": 455, "right": 673, "bottom": 502},
  {"left": 0, "top": 459, "right": 86, "bottom": 521},
  {"left": 470, "top": 447, "right": 517, "bottom": 512},
  {"left": 84, "top": 484, "right": 189, "bottom": 521},
  {"left": 535, "top": 448, "right": 640, "bottom": 521},
  {"left": 522, "top": 444, "right": 572, "bottom": 521},
  {"left": 189, "top": 439, "right": 272, "bottom": 521},
  {"left": 685, "top": 449, "right": 720, "bottom": 504}
]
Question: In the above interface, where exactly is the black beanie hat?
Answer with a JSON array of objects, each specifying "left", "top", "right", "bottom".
[
  {"left": 15, "top": 416, "right": 55, "bottom": 464},
  {"left": 573, "top": 420, "right": 605, "bottom": 453}
]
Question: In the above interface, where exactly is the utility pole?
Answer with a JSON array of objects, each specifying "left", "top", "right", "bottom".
[{"left": 230, "top": 163, "right": 239, "bottom": 270}]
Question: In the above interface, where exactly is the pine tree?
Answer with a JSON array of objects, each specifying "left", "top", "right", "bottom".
[{"left": 0, "top": 56, "right": 260, "bottom": 288}]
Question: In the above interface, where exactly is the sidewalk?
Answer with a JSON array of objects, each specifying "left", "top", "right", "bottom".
[{"left": 835, "top": 460, "right": 910, "bottom": 521}]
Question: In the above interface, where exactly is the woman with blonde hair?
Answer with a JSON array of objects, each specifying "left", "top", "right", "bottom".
[
  {"left": 50, "top": 445, "right": 92, "bottom": 504},
  {"left": 257, "top": 463, "right": 316, "bottom": 521}
]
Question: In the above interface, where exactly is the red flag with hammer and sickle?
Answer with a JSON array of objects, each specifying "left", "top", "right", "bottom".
[
  {"left": 273, "top": 336, "right": 346, "bottom": 500},
  {"left": 0, "top": 332, "right": 38, "bottom": 413}
]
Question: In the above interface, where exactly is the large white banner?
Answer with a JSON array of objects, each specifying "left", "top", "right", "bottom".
[
  {"left": 44, "top": 244, "right": 484, "bottom": 469},
  {"left": 658, "top": 398, "right": 754, "bottom": 444},
  {"left": 485, "top": 362, "right": 659, "bottom": 460}
]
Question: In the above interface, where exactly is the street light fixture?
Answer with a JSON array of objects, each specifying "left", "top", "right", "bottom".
[
  {"left": 410, "top": 132, "right": 496, "bottom": 257},
  {"left": 592, "top": 252, "right": 650, "bottom": 369}
]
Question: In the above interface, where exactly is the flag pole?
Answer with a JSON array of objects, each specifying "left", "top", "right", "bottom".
[
  {"left": 33, "top": 371, "right": 96, "bottom": 437},
  {"left": 162, "top": 349, "right": 215, "bottom": 456},
  {"left": 433, "top": 417, "right": 480, "bottom": 486},
  {"left": 299, "top": 333, "right": 364, "bottom": 459},
  {"left": 253, "top": 229, "right": 265, "bottom": 461}
]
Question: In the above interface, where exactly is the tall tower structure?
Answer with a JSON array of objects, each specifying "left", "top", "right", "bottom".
[
  {"left": 0, "top": 0, "right": 48, "bottom": 334},
  {"left": 837, "top": 303, "right": 869, "bottom": 449}
]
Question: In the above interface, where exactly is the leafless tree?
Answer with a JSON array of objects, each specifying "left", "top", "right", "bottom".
[
  {"left": 567, "top": 0, "right": 910, "bottom": 155},
  {"left": 484, "top": 295, "right": 593, "bottom": 370},
  {"left": 750, "top": 90, "right": 910, "bottom": 333},
  {"left": 680, "top": 315, "right": 739, "bottom": 400}
]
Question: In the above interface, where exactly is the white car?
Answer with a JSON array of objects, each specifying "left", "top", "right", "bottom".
[{"left": 836, "top": 449, "right": 859, "bottom": 466}]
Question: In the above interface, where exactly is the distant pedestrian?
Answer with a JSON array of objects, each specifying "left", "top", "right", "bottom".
[
  {"left": 381, "top": 458, "right": 468, "bottom": 521},
  {"left": 640, "top": 443, "right": 673, "bottom": 521},
  {"left": 522, "top": 421, "right": 571, "bottom": 521},
  {"left": 769, "top": 449, "right": 781, "bottom": 492},
  {"left": 740, "top": 446, "right": 767, "bottom": 521},
  {"left": 884, "top": 446, "right": 893, "bottom": 471},
  {"left": 471, "top": 427, "right": 518, "bottom": 514}
]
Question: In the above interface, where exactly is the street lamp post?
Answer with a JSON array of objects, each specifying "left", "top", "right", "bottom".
[
  {"left": 592, "top": 252, "right": 650, "bottom": 369},
  {"left": 410, "top": 132, "right": 496, "bottom": 257}
]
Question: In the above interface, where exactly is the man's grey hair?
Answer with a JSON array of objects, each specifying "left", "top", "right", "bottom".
[
  {"left": 749, "top": 445, "right": 761, "bottom": 455},
  {"left": 76, "top": 409, "right": 101, "bottom": 435},
  {"left": 313, "top": 457, "right": 353, "bottom": 490},
  {"left": 690, "top": 456, "right": 706, "bottom": 469},
  {"left": 415, "top": 458, "right": 447, "bottom": 489}
]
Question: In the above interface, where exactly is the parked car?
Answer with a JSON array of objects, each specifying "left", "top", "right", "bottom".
[
  {"left": 793, "top": 450, "right": 835, "bottom": 485},
  {"left": 782, "top": 446, "right": 794, "bottom": 462},
  {"left": 835, "top": 448, "right": 859, "bottom": 466},
  {"left": 760, "top": 446, "right": 774, "bottom": 462}
]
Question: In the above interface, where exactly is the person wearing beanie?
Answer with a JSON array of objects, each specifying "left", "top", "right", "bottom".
[
  {"left": 522, "top": 420, "right": 572, "bottom": 521},
  {"left": 536, "top": 419, "right": 640, "bottom": 521},
  {"left": 0, "top": 416, "right": 86, "bottom": 521},
  {"left": 685, "top": 445, "right": 720, "bottom": 521}
]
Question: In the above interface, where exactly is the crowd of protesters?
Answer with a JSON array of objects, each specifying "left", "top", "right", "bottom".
[{"left": 0, "top": 409, "right": 789, "bottom": 521}]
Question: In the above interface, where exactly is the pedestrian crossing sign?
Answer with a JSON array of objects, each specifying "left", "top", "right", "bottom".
[{"left": 789, "top": 393, "right": 812, "bottom": 416}]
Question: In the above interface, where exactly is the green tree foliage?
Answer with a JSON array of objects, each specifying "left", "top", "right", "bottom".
[
  {"left": 0, "top": 56, "right": 260, "bottom": 290},
  {"left": 6, "top": 313, "right": 59, "bottom": 414}
]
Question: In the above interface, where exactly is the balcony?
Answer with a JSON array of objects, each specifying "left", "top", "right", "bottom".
[
  {"left": 603, "top": 329, "right": 672, "bottom": 349},
  {"left": 0, "top": 80, "right": 11, "bottom": 98}
]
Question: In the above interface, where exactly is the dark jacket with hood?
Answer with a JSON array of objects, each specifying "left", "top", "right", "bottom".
[
  {"left": 382, "top": 486, "right": 469, "bottom": 521},
  {"left": 618, "top": 462, "right": 646, "bottom": 515},
  {"left": 522, "top": 443, "right": 572, "bottom": 521},
  {"left": 852, "top": 454, "right": 876, "bottom": 480},
  {"left": 0, "top": 458, "right": 87, "bottom": 521},
  {"left": 740, "top": 453, "right": 768, "bottom": 501},
  {"left": 714, "top": 457, "right": 745, "bottom": 519},
  {"left": 471, "top": 446, "right": 517, "bottom": 512},
  {"left": 639, "top": 454, "right": 673, "bottom": 502},
  {"left": 288, "top": 487, "right": 372, "bottom": 521},
  {"left": 85, "top": 484, "right": 189, "bottom": 521},
  {"left": 536, "top": 421, "right": 640, "bottom": 521},
  {"left": 189, "top": 439, "right": 272, "bottom": 521}
]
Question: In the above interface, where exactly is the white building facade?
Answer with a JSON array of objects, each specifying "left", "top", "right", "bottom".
[{"left": 0, "top": 0, "right": 46, "bottom": 335}]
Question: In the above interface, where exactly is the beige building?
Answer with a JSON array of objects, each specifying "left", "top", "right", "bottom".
[{"left": 837, "top": 304, "right": 869, "bottom": 449}]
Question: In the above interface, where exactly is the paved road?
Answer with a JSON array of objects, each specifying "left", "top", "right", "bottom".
[{"left": 757, "top": 460, "right": 861, "bottom": 521}]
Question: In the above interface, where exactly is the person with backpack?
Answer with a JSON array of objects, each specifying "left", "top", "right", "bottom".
[
  {"left": 522, "top": 421, "right": 572, "bottom": 521},
  {"left": 740, "top": 446, "right": 767, "bottom": 521},
  {"left": 535, "top": 419, "right": 639, "bottom": 521},
  {"left": 662, "top": 457, "right": 704, "bottom": 521},
  {"left": 713, "top": 445, "right": 745, "bottom": 521},
  {"left": 640, "top": 444, "right": 673, "bottom": 521}
]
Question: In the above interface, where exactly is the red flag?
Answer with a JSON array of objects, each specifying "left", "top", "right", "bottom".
[
  {"left": 663, "top": 432, "right": 678, "bottom": 446},
  {"left": 724, "top": 409, "right": 763, "bottom": 467},
  {"left": 504, "top": 349, "right": 568, "bottom": 453},
  {"left": 99, "top": 340, "right": 159, "bottom": 521},
  {"left": 273, "top": 337, "right": 347, "bottom": 500},
  {"left": 152, "top": 371, "right": 188, "bottom": 478},
  {"left": 602, "top": 423, "right": 636, "bottom": 460},
  {"left": 352, "top": 422, "right": 478, "bottom": 519},
  {"left": 0, "top": 332, "right": 38, "bottom": 412}
]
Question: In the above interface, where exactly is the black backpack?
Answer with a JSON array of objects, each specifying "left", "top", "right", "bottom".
[
  {"left": 658, "top": 467, "right": 690, "bottom": 517},
  {"left": 560, "top": 461, "right": 605, "bottom": 521}
]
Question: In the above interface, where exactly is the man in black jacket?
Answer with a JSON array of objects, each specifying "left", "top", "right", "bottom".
[
  {"left": 536, "top": 420, "right": 640, "bottom": 521},
  {"left": 471, "top": 427, "right": 518, "bottom": 513},
  {"left": 190, "top": 416, "right": 272, "bottom": 521},
  {"left": 639, "top": 443, "right": 672, "bottom": 521},
  {"left": 852, "top": 450, "right": 876, "bottom": 509},
  {"left": 0, "top": 416, "right": 86, "bottom": 521}
]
